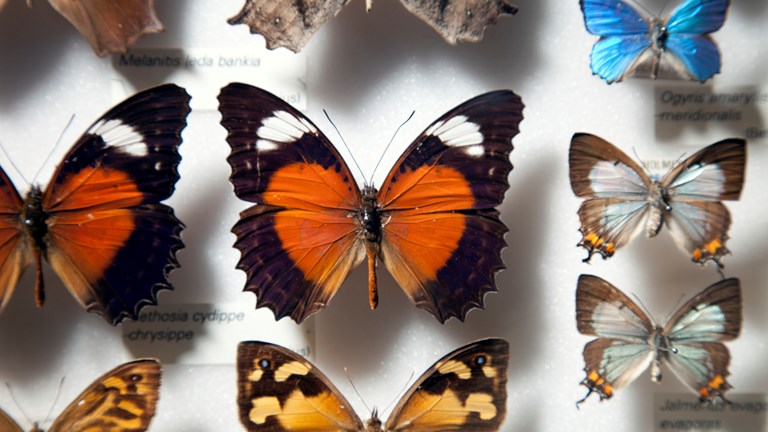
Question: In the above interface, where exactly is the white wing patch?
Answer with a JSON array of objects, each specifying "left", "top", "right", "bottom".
[
  {"left": 256, "top": 110, "right": 317, "bottom": 151},
  {"left": 425, "top": 115, "right": 484, "bottom": 148},
  {"left": 88, "top": 119, "right": 148, "bottom": 157}
]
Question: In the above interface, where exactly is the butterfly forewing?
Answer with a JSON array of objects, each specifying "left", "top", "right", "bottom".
[
  {"left": 35, "top": 84, "right": 189, "bottom": 325},
  {"left": 0, "top": 409, "right": 24, "bottom": 432},
  {"left": 48, "top": 0, "right": 164, "bottom": 57},
  {"left": 237, "top": 341, "right": 364, "bottom": 432},
  {"left": 377, "top": 90, "right": 522, "bottom": 323},
  {"left": 385, "top": 338, "right": 509, "bottom": 431},
  {"left": 576, "top": 274, "right": 653, "bottom": 339},
  {"left": 219, "top": 83, "right": 365, "bottom": 323},
  {"left": 0, "top": 166, "right": 28, "bottom": 314},
  {"left": 44, "top": 359, "right": 161, "bottom": 432}
]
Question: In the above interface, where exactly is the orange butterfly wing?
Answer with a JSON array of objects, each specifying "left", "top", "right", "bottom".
[
  {"left": 219, "top": 83, "right": 365, "bottom": 323},
  {"left": 17, "top": 84, "right": 190, "bottom": 324},
  {"left": 0, "top": 166, "right": 28, "bottom": 315},
  {"left": 377, "top": 91, "right": 523, "bottom": 322}
]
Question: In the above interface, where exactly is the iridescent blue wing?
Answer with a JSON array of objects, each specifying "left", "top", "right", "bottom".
[
  {"left": 580, "top": 0, "right": 652, "bottom": 83},
  {"left": 664, "top": 0, "right": 729, "bottom": 81}
]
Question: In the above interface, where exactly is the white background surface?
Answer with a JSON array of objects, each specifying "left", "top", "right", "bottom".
[{"left": 0, "top": 0, "right": 767, "bottom": 431}]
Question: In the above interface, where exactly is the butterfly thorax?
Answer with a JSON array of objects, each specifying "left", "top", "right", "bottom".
[
  {"left": 365, "top": 408, "right": 384, "bottom": 432},
  {"left": 21, "top": 186, "right": 50, "bottom": 253},
  {"left": 360, "top": 186, "right": 382, "bottom": 245},
  {"left": 646, "top": 181, "right": 671, "bottom": 238}
]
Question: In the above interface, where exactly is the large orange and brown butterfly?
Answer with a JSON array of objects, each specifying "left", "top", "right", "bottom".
[
  {"left": 0, "top": 84, "right": 189, "bottom": 325},
  {"left": 569, "top": 133, "right": 745, "bottom": 268},
  {"left": 237, "top": 339, "right": 509, "bottom": 431},
  {"left": 0, "top": 359, "right": 161, "bottom": 432},
  {"left": 575, "top": 274, "right": 741, "bottom": 405},
  {"left": 227, "top": 0, "right": 517, "bottom": 53},
  {"left": 9, "top": 0, "right": 164, "bottom": 57},
  {"left": 218, "top": 83, "right": 524, "bottom": 323}
]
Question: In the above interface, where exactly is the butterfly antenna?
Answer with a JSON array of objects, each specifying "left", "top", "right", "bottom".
[
  {"left": 32, "top": 114, "right": 76, "bottom": 184},
  {"left": 370, "top": 110, "right": 415, "bottom": 185},
  {"left": 344, "top": 367, "right": 373, "bottom": 415},
  {"left": 0, "top": 141, "right": 30, "bottom": 188},
  {"left": 40, "top": 377, "right": 66, "bottom": 428},
  {"left": 323, "top": 109, "right": 367, "bottom": 184},
  {"left": 630, "top": 292, "right": 659, "bottom": 328},
  {"left": 4, "top": 381, "right": 45, "bottom": 429}
]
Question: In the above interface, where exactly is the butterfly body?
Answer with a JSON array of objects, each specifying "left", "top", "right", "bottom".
[
  {"left": 576, "top": 275, "right": 741, "bottom": 404},
  {"left": 569, "top": 133, "right": 745, "bottom": 267},
  {"left": 0, "top": 84, "right": 190, "bottom": 325},
  {"left": 580, "top": 0, "right": 729, "bottom": 83},
  {"left": 219, "top": 83, "right": 523, "bottom": 323},
  {"left": 237, "top": 339, "right": 510, "bottom": 431}
]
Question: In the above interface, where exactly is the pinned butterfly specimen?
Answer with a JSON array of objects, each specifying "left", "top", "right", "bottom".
[
  {"left": 568, "top": 133, "right": 745, "bottom": 268},
  {"left": 575, "top": 274, "right": 741, "bottom": 404},
  {"left": 237, "top": 339, "right": 509, "bottom": 431},
  {"left": 218, "top": 83, "right": 523, "bottom": 323},
  {"left": 0, "top": 359, "right": 161, "bottom": 431},
  {"left": 228, "top": 0, "right": 518, "bottom": 53},
  {"left": 579, "top": 0, "right": 730, "bottom": 83},
  {"left": 12, "top": 0, "right": 164, "bottom": 57},
  {"left": 0, "top": 84, "right": 189, "bottom": 325}
]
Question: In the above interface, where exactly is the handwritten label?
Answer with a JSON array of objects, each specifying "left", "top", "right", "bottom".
[
  {"left": 655, "top": 394, "right": 768, "bottom": 432},
  {"left": 655, "top": 86, "right": 768, "bottom": 142},
  {"left": 110, "top": 47, "right": 307, "bottom": 110},
  {"left": 122, "top": 303, "right": 313, "bottom": 364}
]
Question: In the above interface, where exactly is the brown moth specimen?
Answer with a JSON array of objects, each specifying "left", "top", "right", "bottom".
[
  {"left": 23, "top": 0, "right": 164, "bottom": 56},
  {"left": 237, "top": 339, "right": 509, "bottom": 431},
  {"left": 0, "top": 359, "right": 161, "bottom": 432},
  {"left": 228, "top": 0, "right": 518, "bottom": 52}
]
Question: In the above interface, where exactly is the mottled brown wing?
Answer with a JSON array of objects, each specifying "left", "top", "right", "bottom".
[
  {"left": 228, "top": 0, "right": 352, "bottom": 52},
  {"left": 385, "top": 339, "right": 509, "bottom": 431},
  {"left": 0, "top": 409, "right": 24, "bottom": 432},
  {"left": 47, "top": 0, "right": 164, "bottom": 56},
  {"left": 399, "top": 0, "right": 517, "bottom": 44},
  {"left": 48, "top": 359, "right": 161, "bottom": 432},
  {"left": 237, "top": 341, "right": 364, "bottom": 432}
]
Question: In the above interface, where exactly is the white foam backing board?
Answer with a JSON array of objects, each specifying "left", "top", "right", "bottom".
[{"left": 1, "top": 0, "right": 767, "bottom": 431}]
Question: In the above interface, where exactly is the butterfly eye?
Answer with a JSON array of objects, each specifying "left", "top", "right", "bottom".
[{"left": 259, "top": 359, "right": 271, "bottom": 369}]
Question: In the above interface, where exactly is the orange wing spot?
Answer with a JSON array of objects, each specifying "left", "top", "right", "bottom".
[
  {"left": 604, "top": 242, "right": 615, "bottom": 254},
  {"left": 584, "top": 232, "right": 604, "bottom": 248},
  {"left": 692, "top": 248, "right": 703, "bottom": 261},
  {"left": 45, "top": 167, "right": 144, "bottom": 211},
  {"left": 699, "top": 387, "right": 710, "bottom": 399},
  {"left": 705, "top": 239, "right": 722, "bottom": 255},
  {"left": 602, "top": 384, "right": 613, "bottom": 397},
  {"left": 381, "top": 165, "right": 475, "bottom": 211},
  {"left": 265, "top": 163, "right": 355, "bottom": 211},
  {"left": 708, "top": 375, "right": 725, "bottom": 390}
]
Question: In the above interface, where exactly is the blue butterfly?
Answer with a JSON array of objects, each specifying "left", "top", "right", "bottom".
[{"left": 580, "top": 0, "right": 730, "bottom": 83}]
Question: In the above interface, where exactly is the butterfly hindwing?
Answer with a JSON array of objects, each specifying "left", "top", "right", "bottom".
[
  {"left": 238, "top": 339, "right": 509, "bottom": 432},
  {"left": 219, "top": 83, "right": 364, "bottom": 323},
  {"left": 228, "top": 0, "right": 515, "bottom": 52},
  {"left": 386, "top": 338, "right": 510, "bottom": 431},
  {"left": 237, "top": 341, "right": 365, "bottom": 431},
  {"left": 398, "top": 0, "right": 517, "bottom": 44},
  {"left": 47, "top": 0, "right": 164, "bottom": 57},
  {"left": 377, "top": 90, "right": 523, "bottom": 323}
]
